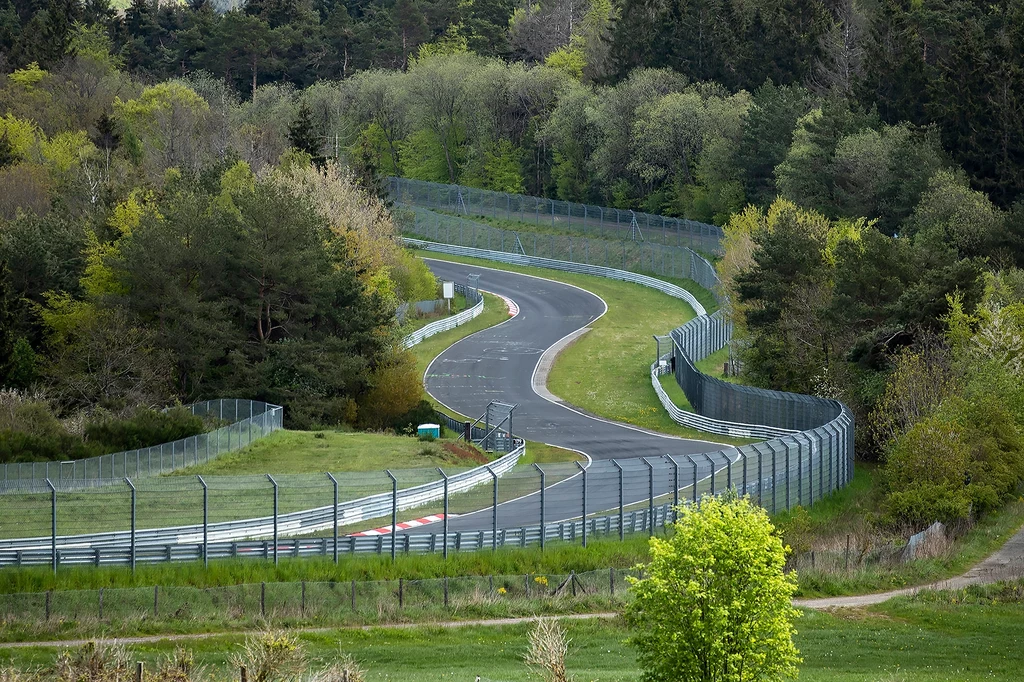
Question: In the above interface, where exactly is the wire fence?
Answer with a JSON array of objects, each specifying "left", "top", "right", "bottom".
[
  {"left": 670, "top": 311, "right": 845, "bottom": 434},
  {"left": 388, "top": 177, "right": 724, "bottom": 255},
  {"left": 0, "top": 432, "right": 850, "bottom": 568},
  {"left": 0, "top": 400, "right": 284, "bottom": 493},
  {"left": 397, "top": 206, "right": 724, "bottom": 308},
  {"left": 0, "top": 568, "right": 638, "bottom": 625}
]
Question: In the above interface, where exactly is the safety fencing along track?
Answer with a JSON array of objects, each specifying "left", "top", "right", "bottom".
[
  {"left": 404, "top": 235, "right": 854, "bottom": 507},
  {"left": 0, "top": 188, "right": 854, "bottom": 569},
  {"left": 1, "top": 568, "right": 638, "bottom": 623},
  {"left": 397, "top": 204, "right": 723, "bottom": 298},
  {"left": 389, "top": 176, "right": 724, "bottom": 255},
  {"left": 1, "top": 400, "right": 284, "bottom": 492}
]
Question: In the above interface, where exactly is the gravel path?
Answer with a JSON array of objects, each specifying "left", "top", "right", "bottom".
[{"left": 794, "top": 522, "right": 1024, "bottom": 609}]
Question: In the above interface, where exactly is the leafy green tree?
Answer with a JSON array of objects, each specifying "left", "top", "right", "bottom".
[
  {"left": 906, "top": 169, "right": 1005, "bottom": 259},
  {"left": 626, "top": 493, "right": 801, "bottom": 682},
  {"left": 829, "top": 123, "right": 947, "bottom": 235},
  {"left": 0, "top": 131, "right": 18, "bottom": 168},
  {"left": 733, "top": 200, "right": 838, "bottom": 392}
]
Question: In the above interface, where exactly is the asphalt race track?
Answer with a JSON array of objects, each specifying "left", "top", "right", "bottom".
[{"left": 409, "top": 259, "right": 732, "bottom": 534}]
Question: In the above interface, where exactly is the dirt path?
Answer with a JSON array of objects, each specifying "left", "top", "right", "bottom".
[{"left": 794, "top": 522, "right": 1024, "bottom": 609}]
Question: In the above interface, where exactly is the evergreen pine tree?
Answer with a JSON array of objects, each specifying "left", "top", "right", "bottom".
[{"left": 288, "top": 103, "right": 325, "bottom": 166}]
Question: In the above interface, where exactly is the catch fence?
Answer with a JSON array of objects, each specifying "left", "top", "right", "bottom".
[
  {"left": 388, "top": 177, "right": 724, "bottom": 255},
  {"left": 0, "top": 433, "right": 848, "bottom": 568},
  {"left": 399, "top": 210, "right": 721, "bottom": 314},
  {"left": 1, "top": 400, "right": 284, "bottom": 492}
]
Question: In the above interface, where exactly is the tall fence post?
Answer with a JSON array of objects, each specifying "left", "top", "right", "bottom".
[
  {"left": 197, "top": 475, "right": 208, "bottom": 569},
  {"left": 486, "top": 466, "right": 498, "bottom": 551},
  {"left": 533, "top": 464, "right": 545, "bottom": 551},
  {"left": 327, "top": 473, "right": 339, "bottom": 564},
  {"left": 266, "top": 475, "right": 279, "bottom": 566},
  {"left": 612, "top": 460, "right": 624, "bottom": 540},
  {"left": 686, "top": 455, "right": 698, "bottom": 504},
  {"left": 665, "top": 455, "right": 679, "bottom": 522},
  {"left": 438, "top": 468, "right": 449, "bottom": 559},
  {"left": 125, "top": 477, "right": 136, "bottom": 572},
  {"left": 575, "top": 461, "right": 587, "bottom": 547},
  {"left": 643, "top": 458, "right": 655, "bottom": 535},
  {"left": 45, "top": 478, "right": 56, "bottom": 575},
  {"left": 740, "top": 450, "right": 748, "bottom": 495},
  {"left": 705, "top": 453, "right": 716, "bottom": 496},
  {"left": 386, "top": 470, "right": 398, "bottom": 561}
]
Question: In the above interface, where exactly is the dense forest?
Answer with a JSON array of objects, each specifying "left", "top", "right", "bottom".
[
  {"left": 0, "top": 0, "right": 1023, "bottom": 525},
  {"left": 0, "top": 0, "right": 1021, "bottom": 213}
]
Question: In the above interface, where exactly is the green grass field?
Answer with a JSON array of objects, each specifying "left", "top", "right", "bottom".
[
  {"left": 169, "top": 430, "right": 488, "bottom": 476},
  {"left": 425, "top": 207, "right": 723, "bottom": 265},
  {"left": 2, "top": 589, "right": 1023, "bottom": 680}
]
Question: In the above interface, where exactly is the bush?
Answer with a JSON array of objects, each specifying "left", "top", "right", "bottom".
[
  {"left": 84, "top": 406, "right": 205, "bottom": 452},
  {"left": 0, "top": 429, "right": 101, "bottom": 463}
]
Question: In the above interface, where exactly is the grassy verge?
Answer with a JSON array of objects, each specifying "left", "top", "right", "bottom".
[
  {"left": 414, "top": 250, "right": 744, "bottom": 445},
  {"left": 424, "top": 207, "right": 723, "bottom": 266},
  {"left": 169, "top": 430, "right": 488, "bottom": 476},
  {"left": 3, "top": 587, "right": 1024, "bottom": 681},
  {"left": 0, "top": 535, "right": 652, "bottom": 593}
]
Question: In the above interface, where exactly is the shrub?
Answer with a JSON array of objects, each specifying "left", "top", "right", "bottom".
[
  {"left": 229, "top": 631, "right": 306, "bottom": 682},
  {"left": 0, "top": 429, "right": 102, "bottom": 463},
  {"left": 626, "top": 493, "right": 801, "bottom": 682},
  {"left": 84, "top": 406, "right": 205, "bottom": 452}
]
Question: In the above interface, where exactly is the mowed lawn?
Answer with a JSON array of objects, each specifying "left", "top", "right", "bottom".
[
  {"left": 170, "top": 430, "right": 484, "bottom": 476},
  {"left": 2, "top": 598, "right": 1022, "bottom": 680}
]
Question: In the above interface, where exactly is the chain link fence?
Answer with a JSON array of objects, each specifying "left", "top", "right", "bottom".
[
  {"left": 0, "top": 568, "right": 638, "bottom": 625},
  {"left": 396, "top": 205, "right": 724, "bottom": 307},
  {"left": 388, "top": 177, "right": 724, "bottom": 255},
  {"left": 0, "top": 400, "right": 284, "bottom": 493},
  {"left": 0, "top": 435, "right": 850, "bottom": 568}
]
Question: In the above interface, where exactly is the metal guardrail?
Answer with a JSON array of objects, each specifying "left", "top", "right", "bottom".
[
  {"left": 1, "top": 400, "right": 284, "bottom": 492},
  {"left": 400, "top": 282, "right": 483, "bottom": 349},
  {"left": 651, "top": 361, "right": 797, "bottom": 440},
  {"left": 388, "top": 177, "right": 725, "bottom": 255}
]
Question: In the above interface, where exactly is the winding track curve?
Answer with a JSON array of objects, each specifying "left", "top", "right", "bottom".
[{"left": 407, "top": 259, "right": 727, "bottom": 534}]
